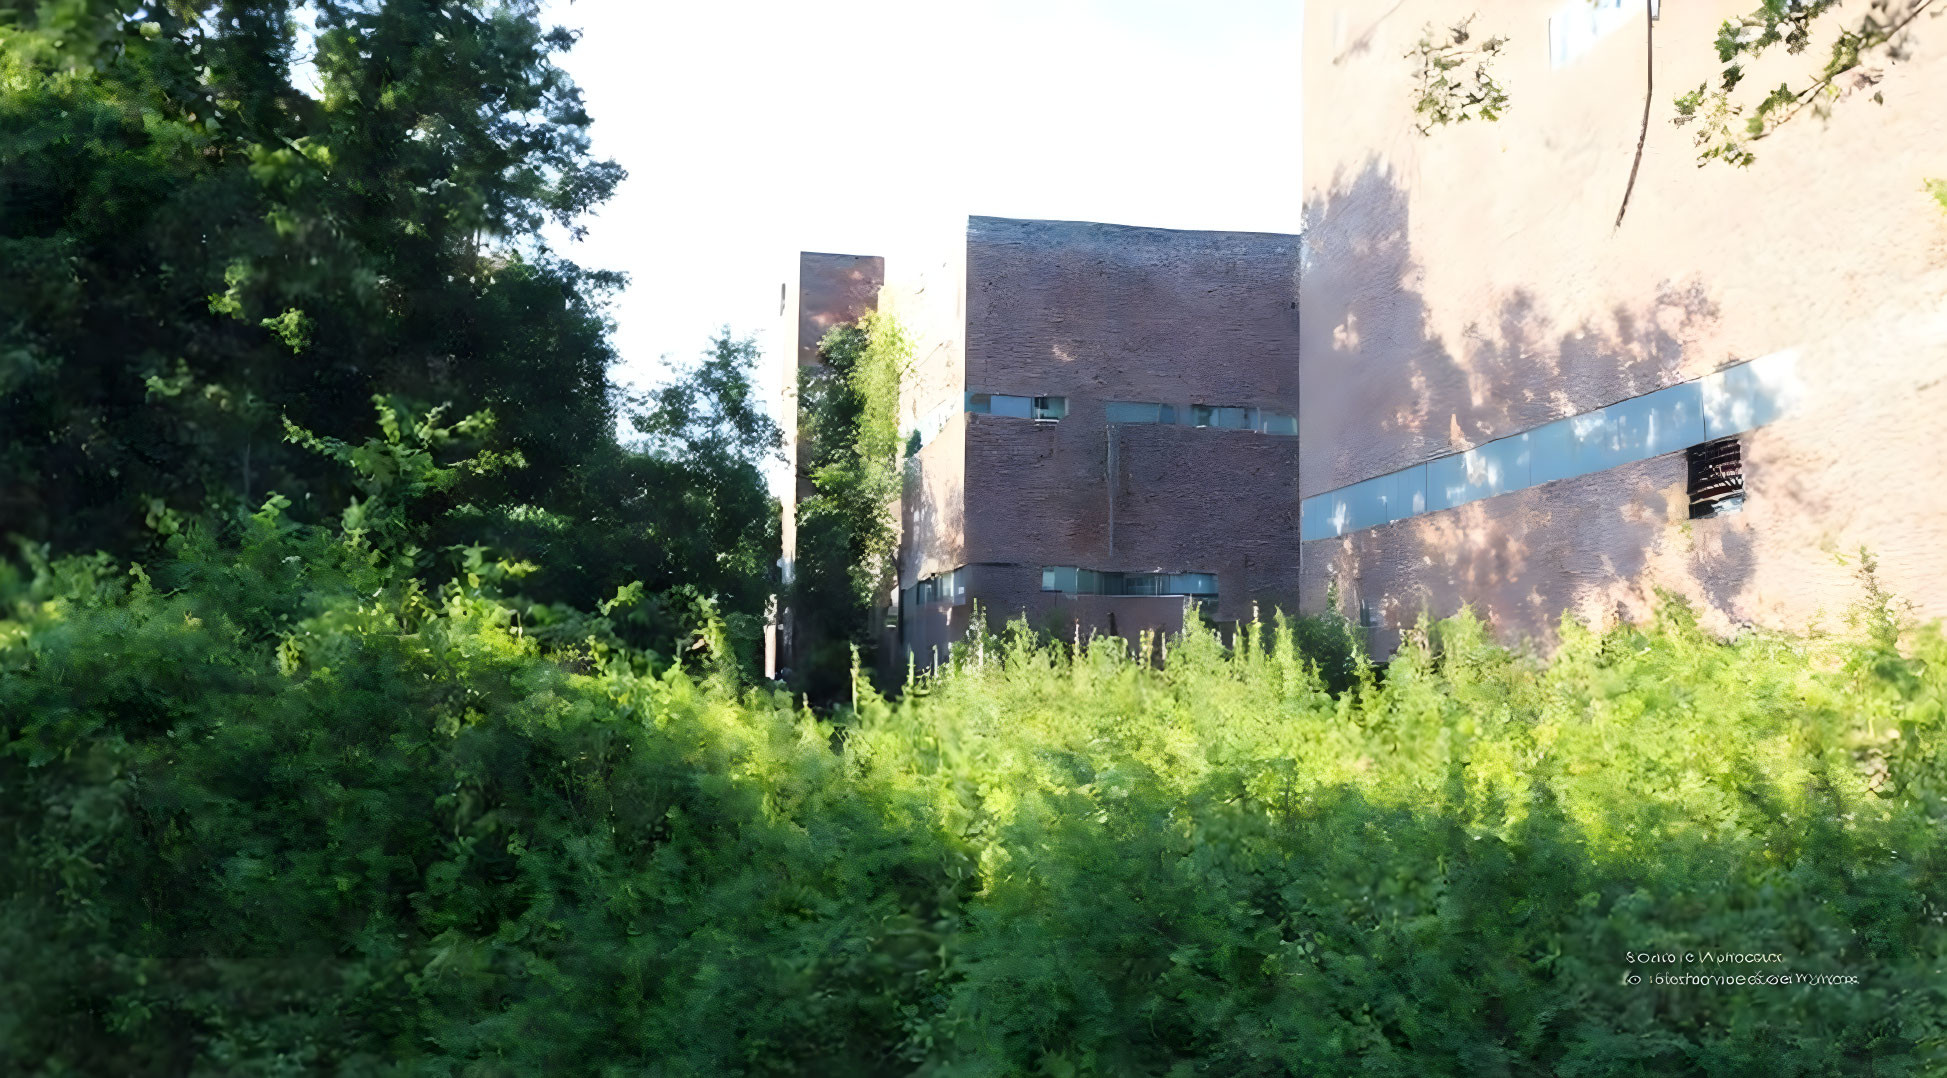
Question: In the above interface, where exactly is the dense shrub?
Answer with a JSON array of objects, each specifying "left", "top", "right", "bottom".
[
  {"left": 4, "top": 410, "right": 1945, "bottom": 1074},
  {"left": 0, "top": 407, "right": 953, "bottom": 1076}
]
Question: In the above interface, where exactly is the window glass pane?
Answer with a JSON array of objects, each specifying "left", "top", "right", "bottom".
[
  {"left": 1216, "top": 406, "right": 1249, "bottom": 429},
  {"left": 1191, "top": 405, "right": 1214, "bottom": 427},
  {"left": 990, "top": 394, "right": 1033, "bottom": 419},
  {"left": 1261, "top": 411, "right": 1297, "bottom": 436},
  {"left": 1041, "top": 566, "right": 1077, "bottom": 593},
  {"left": 1159, "top": 404, "right": 1177, "bottom": 425},
  {"left": 966, "top": 392, "right": 991, "bottom": 413},
  {"left": 1106, "top": 401, "right": 1162, "bottom": 424},
  {"left": 1167, "top": 573, "right": 1217, "bottom": 596},
  {"left": 1033, "top": 396, "right": 1067, "bottom": 420}
]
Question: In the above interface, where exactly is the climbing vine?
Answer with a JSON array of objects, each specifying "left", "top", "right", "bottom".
[{"left": 791, "top": 311, "right": 913, "bottom": 696}]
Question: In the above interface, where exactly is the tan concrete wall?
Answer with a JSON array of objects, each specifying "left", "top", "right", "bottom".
[
  {"left": 900, "top": 414, "right": 966, "bottom": 587},
  {"left": 1301, "top": 0, "right": 1947, "bottom": 646},
  {"left": 960, "top": 216, "right": 1304, "bottom": 623},
  {"left": 881, "top": 238, "right": 968, "bottom": 589},
  {"left": 779, "top": 252, "right": 882, "bottom": 671},
  {"left": 780, "top": 252, "right": 882, "bottom": 549}
]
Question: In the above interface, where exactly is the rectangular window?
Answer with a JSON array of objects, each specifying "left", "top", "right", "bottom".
[
  {"left": 1686, "top": 437, "right": 1744, "bottom": 519},
  {"left": 912, "top": 568, "right": 967, "bottom": 605},
  {"left": 1548, "top": 0, "right": 1643, "bottom": 68},
  {"left": 1105, "top": 401, "right": 1177, "bottom": 425},
  {"left": 1165, "top": 573, "right": 1218, "bottom": 597},
  {"left": 1259, "top": 411, "right": 1297, "bottom": 436},
  {"left": 1192, "top": 405, "right": 1252, "bottom": 430},
  {"left": 1032, "top": 396, "right": 1068, "bottom": 421},
  {"left": 967, "top": 392, "right": 1034, "bottom": 418},
  {"left": 1044, "top": 567, "right": 1217, "bottom": 599}
]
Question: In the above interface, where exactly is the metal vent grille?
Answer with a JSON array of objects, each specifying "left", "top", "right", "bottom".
[{"left": 1687, "top": 437, "right": 1744, "bottom": 519}]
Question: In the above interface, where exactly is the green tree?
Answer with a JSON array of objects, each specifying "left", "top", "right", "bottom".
[
  {"left": 1, "top": 1, "right": 784, "bottom": 669},
  {"left": 0, "top": 0, "right": 621, "bottom": 552},
  {"left": 790, "top": 311, "right": 911, "bottom": 699}
]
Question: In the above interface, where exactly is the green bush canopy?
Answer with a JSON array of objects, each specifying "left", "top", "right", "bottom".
[
  {"left": 6, "top": 3, "right": 1946, "bottom": 1075},
  {"left": 4, "top": 408, "right": 1944, "bottom": 1075}
]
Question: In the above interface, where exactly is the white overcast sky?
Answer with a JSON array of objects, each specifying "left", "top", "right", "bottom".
[{"left": 538, "top": 0, "right": 1304, "bottom": 411}]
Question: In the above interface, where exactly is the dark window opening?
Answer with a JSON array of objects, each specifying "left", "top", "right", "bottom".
[
  {"left": 1191, "top": 404, "right": 1253, "bottom": 430},
  {"left": 1041, "top": 567, "right": 1217, "bottom": 601},
  {"left": 1687, "top": 437, "right": 1744, "bottom": 519}
]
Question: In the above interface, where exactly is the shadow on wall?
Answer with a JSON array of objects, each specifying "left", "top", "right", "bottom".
[
  {"left": 1301, "top": 160, "right": 1764, "bottom": 647},
  {"left": 901, "top": 440, "right": 957, "bottom": 589}
]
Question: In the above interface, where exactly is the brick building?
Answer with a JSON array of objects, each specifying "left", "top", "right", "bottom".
[
  {"left": 775, "top": 0, "right": 1947, "bottom": 676},
  {"left": 777, "top": 217, "right": 1302, "bottom": 672},
  {"left": 1298, "top": 0, "right": 1947, "bottom": 653}
]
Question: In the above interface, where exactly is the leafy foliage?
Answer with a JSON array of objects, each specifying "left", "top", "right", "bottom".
[
  {"left": 0, "top": 1, "right": 781, "bottom": 669},
  {"left": 1674, "top": 0, "right": 1935, "bottom": 167},
  {"left": 791, "top": 312, "right": 913, "bottom": 699},
  {"left": 0, "top": 0, "right": 622, "bottom": 547},
  {"left": 1405, "top": 14, "right": 1510, "bottom": 136},
  {"left": 7, "top": 410, "right": 1947, "bottom": 1073},
  {"left": 1, "top": 404, "right": 937, "bottom": 1075}
]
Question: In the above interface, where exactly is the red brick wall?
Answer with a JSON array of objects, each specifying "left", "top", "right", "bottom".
[{"left": 952, "top": 217, "right": 1304, "bottom": 625}]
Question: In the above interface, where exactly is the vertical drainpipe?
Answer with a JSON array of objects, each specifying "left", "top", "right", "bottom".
[{"left": 1295, "top": 231, "right": 1304, "bottom": 617}]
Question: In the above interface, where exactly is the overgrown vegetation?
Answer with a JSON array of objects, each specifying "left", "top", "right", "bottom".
[
  {"left": 9, "top": 3, "right": 1947, "bottom": 1074},
  {"left": 0, "top": 0, "right": 780, "bottom": 667},
  {"left": 790, "top": 311, "right": 913, "bottom": 700},
  {"left": 7, "top": 418, "right": 1947, "bottom": 1072}
]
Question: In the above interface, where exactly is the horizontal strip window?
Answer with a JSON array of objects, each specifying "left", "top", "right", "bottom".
[
  {"left": 1300, "top": 349, "right": 1801, "bottom": 542},
  {"left": 966, "top": 393, "right": 1066, "bottom": 421},
  {"left": 974, "top": 395, "right": 1294, "bottom": 435},
  {"left": 1041, "top": 566, "right": 1218, "bottom": 599},
  {"left": 1191, "top": 404, "right": 1297, "bottom": 435},
  {"left": 1192, "top": 404, "right": 1252, "bottom": 430},
  {"left": 907, "top": 567, "right": 967, "bottom": 607},
  {"left": 1106, "top": 400, "right": 1178, "bottom": 425}
]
